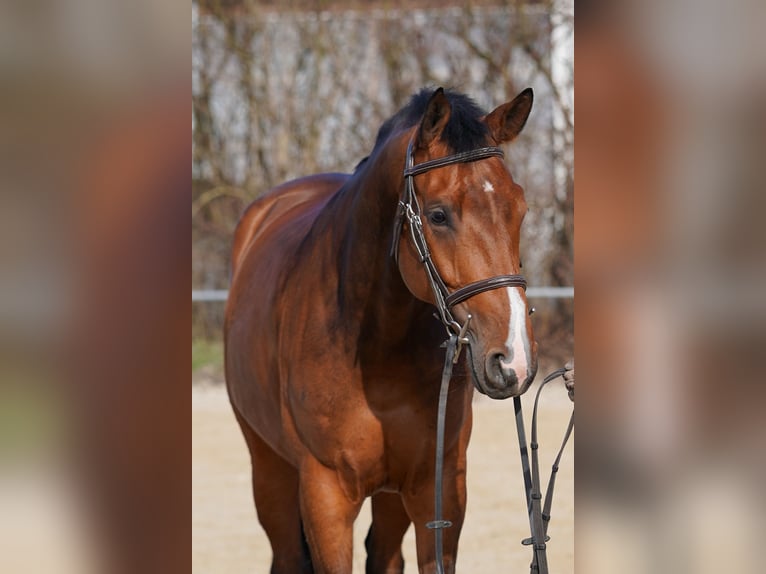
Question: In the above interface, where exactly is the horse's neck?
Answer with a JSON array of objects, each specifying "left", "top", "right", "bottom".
[{"left": 326, "top": 158, "right": 433, "bottom": 345}]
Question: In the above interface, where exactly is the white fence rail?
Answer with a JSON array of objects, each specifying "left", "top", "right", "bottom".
[
  {"left": 193, "top": 290, "right": 228, "bottom": 302},
  {"left": 192, "top": 287, "right": 573, "bottom": 302}
]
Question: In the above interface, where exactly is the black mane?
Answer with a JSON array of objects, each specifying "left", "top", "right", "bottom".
[{"left": 372, "top": 87, "right": 490, "bottom": 157}]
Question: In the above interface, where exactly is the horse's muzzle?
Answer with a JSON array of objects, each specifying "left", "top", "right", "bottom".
[{"left": 472, "top": 347, "right": 537, "bottom": 399}]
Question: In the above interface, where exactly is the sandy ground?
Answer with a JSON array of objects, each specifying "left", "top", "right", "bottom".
[{"left": 192, "top": 381, "right": 573, "bottom": 573}]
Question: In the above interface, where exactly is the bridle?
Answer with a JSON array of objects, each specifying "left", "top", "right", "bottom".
[
  {"left": 392, "top": 136, "right": 573, "bottom": 574},
  {"left": 391, "top": 137, "right": 527, "bottom": 360}
]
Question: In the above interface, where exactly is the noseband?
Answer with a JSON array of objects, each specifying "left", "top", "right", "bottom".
[{"left": 392, "top": 138, "right": 527, "bottom": 357}]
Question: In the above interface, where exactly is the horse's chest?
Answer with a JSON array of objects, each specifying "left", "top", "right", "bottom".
[
  {"left": 290, "top": 385, "right": 383, "bottom": 454},
  {"left": 286, "top": 354, "right": 469, "bottom": 490},
  {"left": 291, "top": 388, "right": 418, "bottom": 471}
]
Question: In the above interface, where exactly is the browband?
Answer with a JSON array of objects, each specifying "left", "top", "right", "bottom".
[{"left": 403, "top": 146, "right": 505, "bottom": 178}]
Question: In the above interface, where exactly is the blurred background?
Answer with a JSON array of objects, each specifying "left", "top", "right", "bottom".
[
  {"left": 0, "top": 0, "right": 188, "bottom": 573},
  {"left": 576, "top": 1, "right": 766, "bottom": 572},
  {"left": 191, "top": 0, "right": 574, "bottom": 381}
]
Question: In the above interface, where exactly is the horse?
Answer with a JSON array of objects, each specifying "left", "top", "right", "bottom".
[{"left": 224, "top": 86, "right": 538, "bottom": 574}]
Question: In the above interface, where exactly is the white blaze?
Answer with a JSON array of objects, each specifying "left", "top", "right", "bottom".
[
  {"left": 500, "top": 287, "right": 529, "bottom": 379},
  {"left": 482, "top": 180, "right": 495, "bottom": 193}
]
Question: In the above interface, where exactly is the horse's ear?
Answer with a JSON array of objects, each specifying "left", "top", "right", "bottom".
[
  {"left": 417, "top": 87, "right": 451, "bottom": 149},
  {"left": 485, "top": 88, "right": 534, "bottom": 144}
]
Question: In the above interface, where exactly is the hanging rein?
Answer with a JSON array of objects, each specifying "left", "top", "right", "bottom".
[{"left": 393, "top": 137, "right": 574, "bottom": 574}]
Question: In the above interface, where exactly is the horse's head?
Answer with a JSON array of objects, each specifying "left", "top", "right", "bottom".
[{"left": 395, "top": 88, "right": 538, "bottom": 399}]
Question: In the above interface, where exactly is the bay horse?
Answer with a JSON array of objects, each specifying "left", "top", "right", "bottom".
[{"left": 225, "top": 87, "right": 537, "bottom": 573}]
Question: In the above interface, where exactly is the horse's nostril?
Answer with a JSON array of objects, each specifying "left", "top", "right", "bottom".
[{"left": 485, "top": 350, "right": 517, "bottom": 387}]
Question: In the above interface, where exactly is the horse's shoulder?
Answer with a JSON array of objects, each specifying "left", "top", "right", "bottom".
[{"left": 231, "top": 173, "right": 349, "bottom": 277}]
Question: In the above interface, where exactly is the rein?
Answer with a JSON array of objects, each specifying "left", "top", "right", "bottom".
[
  {"left": 429, "top": 352, "right": 573, "bottom": 574},
  {"left": 513, "top": 369, "right": 574, "bottom": 574},
  {"left": 392, "top": 137, "right": 573, "bottom": 573}
]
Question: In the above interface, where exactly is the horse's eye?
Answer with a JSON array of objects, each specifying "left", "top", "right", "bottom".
[{"left": 428, "top": 209, "right": 448, "bottom": 226}]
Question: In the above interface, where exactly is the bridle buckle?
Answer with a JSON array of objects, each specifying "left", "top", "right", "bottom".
[{"left": 450, "top": 314, "right": 472, "bottom": 364}]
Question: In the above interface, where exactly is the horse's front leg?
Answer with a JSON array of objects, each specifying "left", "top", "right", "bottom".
[
  {"left": 400, "top": 447, "right": 468, "bottom": 574},
  {"left": 299, "top": 456, "right": 363, "bottom": 574},
  {"left": 365, "top": 491, "right": 411, "bottom": 573}
]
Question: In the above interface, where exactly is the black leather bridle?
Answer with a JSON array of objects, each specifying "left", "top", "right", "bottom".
[
  {"left": 392, "top": 137, "right": 527, "bottom": 359},
  {"left": 392, "top": 136, "right": 572, "bottom": 574}
]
